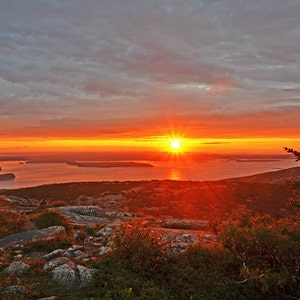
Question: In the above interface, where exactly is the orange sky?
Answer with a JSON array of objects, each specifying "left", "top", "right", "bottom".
[
  {"left": 1, "top": 136, "right": 299, "bottom": 156},
  {"left": 1, "top": 1, "right": 299, "bottom": 156}
]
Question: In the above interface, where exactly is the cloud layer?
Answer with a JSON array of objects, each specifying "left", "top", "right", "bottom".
[{"left": 0, "top": 0, "right": 299, "bottom": 141}]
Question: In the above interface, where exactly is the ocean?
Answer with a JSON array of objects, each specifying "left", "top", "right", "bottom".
[{"left": 0, "top": 159, "right": 298, "bottom": 189}]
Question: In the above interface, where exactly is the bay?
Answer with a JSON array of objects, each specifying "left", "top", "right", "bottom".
[{"left": 0, "top": 159, "right": 297, "bottom": 189}]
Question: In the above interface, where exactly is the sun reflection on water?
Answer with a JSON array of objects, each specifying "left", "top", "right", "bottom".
[{"left": 169, "top": 169, "right": 181, "bottom": 180}]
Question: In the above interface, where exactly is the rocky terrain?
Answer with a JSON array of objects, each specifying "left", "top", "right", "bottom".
[{"left": 0, "top": 166, "right": 299, "bottom": 299}]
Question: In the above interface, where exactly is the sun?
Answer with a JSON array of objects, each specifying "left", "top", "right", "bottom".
[
  {"left": 171, "top": 139, "right": 181, "bottom": 151},
  {"left": 162, "top": 136, "right": 188, "bottom": 155}
]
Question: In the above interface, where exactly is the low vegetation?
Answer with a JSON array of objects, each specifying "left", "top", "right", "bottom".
[
  {"left": 31, "top": 209, "right": 72, "bottom": 234},
  {"left": 90, "top": 211, "right": 299, "bottom": 300},
  {"left": 0, "top": 205, "right": 299, "bottom": 299},
  {"left": 0, "top": 210, "right": 29, "bottom": 238}
]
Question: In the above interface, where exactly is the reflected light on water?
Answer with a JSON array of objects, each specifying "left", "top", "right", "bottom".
[{"left": 169, "top": 169, "right": 181, "bottom": 180}]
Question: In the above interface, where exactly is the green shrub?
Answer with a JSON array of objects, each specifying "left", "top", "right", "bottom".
[
  {"left": 32, "top": 209, "right": 72, "bottom": 233},
  {"left": 112, "top": 221, "right": 167, "bottom": 277},
  {"left": 0, "top": 210, "right": 29, "bottom": 238},
  {"left": 92, "top": 258, "right": 170, "bottom": 300},
  {"left": 219, "top": 211, "right": 300, "bottom": 297}
]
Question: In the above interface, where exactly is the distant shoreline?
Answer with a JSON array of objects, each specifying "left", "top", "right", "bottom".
[
  {"left": 0, "top": 152, "right": 294, "bottom": 163},
  {"left": 236, "top": 159, "right": 281, "bottom": 162}
]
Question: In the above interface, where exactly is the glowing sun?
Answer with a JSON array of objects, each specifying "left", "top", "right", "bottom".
[{"left": 171, "top": 139, "right": 181, "bottom": 151}]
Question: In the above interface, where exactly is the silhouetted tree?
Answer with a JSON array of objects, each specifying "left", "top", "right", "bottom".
[
  {"left": 284, "top": 147, "right": 300, "bottom": 209},
  {"left": 283, "top": 147, "right": 300, "bottom": 161}
]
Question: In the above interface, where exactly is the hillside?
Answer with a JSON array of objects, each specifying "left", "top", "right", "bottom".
[
  {"left": 0, "top": 167, "right": 299, "bottom": 299},
  {"left": 1, "top": 167, "right": 299, "bottom": 218},
  {"left": 221, "top": 166, "right": 300, "bottom": 183}
]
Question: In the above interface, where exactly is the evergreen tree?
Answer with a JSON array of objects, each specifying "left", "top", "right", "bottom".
[{"left": 283, "top": 147, "right": 300, "bottom": 161}]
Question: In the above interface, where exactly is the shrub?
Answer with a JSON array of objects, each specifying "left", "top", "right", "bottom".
[
  {"left": 45, "top": 200, "right": 65, "bottom": 208},
  {"left": 219, "top": 210, "right": 300, "bottom": 297},
  {"left": 112, "top": 221, "right": 167, "bottom": 277},
  {"left": 0, "top": 210, "right": 29, "bottom": 238},
  {"left": 287, "top": 180, "right": 300, "bottom": 210},
  {"left": 31, "top": 209, "right": 72, "bottom": 233},
  {"left": 92, "top": 258, "right": 169, "bottom": 300}
]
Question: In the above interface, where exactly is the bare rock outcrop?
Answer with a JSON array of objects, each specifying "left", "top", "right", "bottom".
[
  {"left": 0, "top": 226, "right": 67, "bottom": 248},
  {"left": 54, "top": 206, "right": 135, "bottom": 226},
  {"left": 2, "top": 195, "right": 40, "bottom": 206},
  {"left": 163, "top": 219, "right": 208, "bottom": 230},
  {"left": 53, "top": 206, "right": 112, "bottom": 225},
  {"left": 0, "top": 285, "right": 28, "bottom": 298}
]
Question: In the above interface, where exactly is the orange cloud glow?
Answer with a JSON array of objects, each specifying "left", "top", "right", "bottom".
[{"left": 1, "top": 136, "right": 299, "bottom": 155}]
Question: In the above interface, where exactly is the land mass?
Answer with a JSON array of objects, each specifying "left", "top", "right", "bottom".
[
  {"left": 66, "top": 161, "right": 154, "bottom": 168},
  {"left": 1, "top": 167, "right": 299, "bottom": 218},
  {"left": 0, "top": 166, "right": 299, "bottom": 299},
  {"left": 25, "top": 160, "right": 153, "bottom": 168},
  {"left": 0, "top": 173, "right": 15, "bottom": 181}
]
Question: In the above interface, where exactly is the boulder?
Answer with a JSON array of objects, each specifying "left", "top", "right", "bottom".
[
  {"left": 44, "top": 257, "right": 96, "bottom": 288},
  {"left": 77, "top": 265, "right": 97, "bottom": 287},
  {"left": 4, "top": 261, "right": 30, "bottom": 275},
  {"left": 99, "top": 245, "right": 113, "bottom": 256},
  {"left": 43, "top": 249, "right": 64, "bottom": 261},
  {"left": 167, "top": 243, "right": 191, "bottom": 257},
  {"left": 163, "top": 219, "right": 208, "bottom": 230},
  {"left": 0, "top": 285, "right": 27, "bottom": 297},
  {"left": 44, "top": 257, "right": 72, "bottom": 270},
  {"left": 161, "top": 233, "right": 199, "bottom": 256},
  {"left": 51, "top": 261, "right": 78, "bottom": 288},
  {"left": 64, "top": 245, "right": 89, "bottom": 261},
  {"left": 173, "top": 233, "right": 198, "bottom": 244},
  {"left": 94, "top": 223, "right": 116, "bottom": 239}
]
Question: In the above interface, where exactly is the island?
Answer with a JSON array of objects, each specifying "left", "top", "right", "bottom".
[
  {"left": 0, "top": 173, "right": 15, "bottom": 181},
  {"left": 25, "top": 160, "right": 154, "bottom": 168},
  {"left": 66, "top": 161, "right": 154, "bottom": 168}
]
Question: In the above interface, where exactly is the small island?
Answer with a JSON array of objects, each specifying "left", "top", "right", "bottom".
[
  {"left": 0, "top": 173, "right": 15, "bottom": 181},
  {"left": 236, "top": 159, "right": 281, "bottom": 162},
  {"left": 66, "top": 161, "right": 154, "bottom": 168}
]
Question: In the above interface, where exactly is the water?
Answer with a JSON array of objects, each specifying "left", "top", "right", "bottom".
[{"left": 0, "top": 159, "right": 298, "bottom": 189}]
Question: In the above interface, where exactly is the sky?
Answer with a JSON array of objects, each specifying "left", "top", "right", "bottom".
[{"left": 0, "top": 0, "right": 299, "bottom": 155}]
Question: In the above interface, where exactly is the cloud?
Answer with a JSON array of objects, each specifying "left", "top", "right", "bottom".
[{"left": 0, "top": 0, "right": 299, "bottom": 143}]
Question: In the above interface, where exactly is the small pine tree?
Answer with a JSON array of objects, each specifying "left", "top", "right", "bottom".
[{"left": 283, "top": 147, "right": 300, "bottom": 161}]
